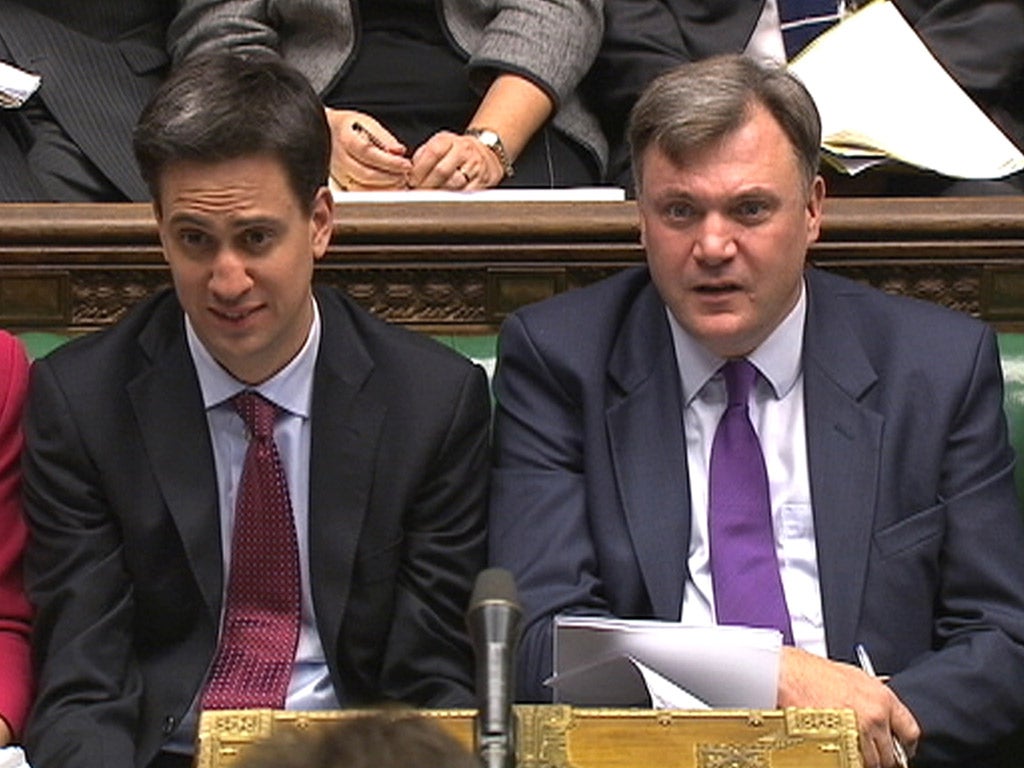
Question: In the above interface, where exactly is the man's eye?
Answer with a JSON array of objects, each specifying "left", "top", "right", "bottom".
[
  {"left": 735, "top": 199, "right": 771, "bottom": 220},
  {"left": 665, "top": 202, "right": 696, "bottom": 220},
  {"left": 179, "top": 230, "right": 210, "bottom": 248},
  {"left": 244, "top": 229, "right": 274, "bottom": 250}
]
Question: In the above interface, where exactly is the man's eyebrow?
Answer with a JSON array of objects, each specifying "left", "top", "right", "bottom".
[
  {"left": 165, "top": 213, "right": 282, "bottom": 229},
  {"left": 165, "top": 212, "right": 210, "bottom": 228},
  {"left": 231, "top": 216, "right": 282, "bottom": 229}
]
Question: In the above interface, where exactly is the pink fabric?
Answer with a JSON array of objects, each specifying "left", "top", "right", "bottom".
[{"left": 0, "top": 332, "right": 32, "bottom": 738}]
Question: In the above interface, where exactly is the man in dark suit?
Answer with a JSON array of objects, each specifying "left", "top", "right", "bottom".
[
  {"left": 586, "top": 0, "right": 1024, "bottom": 194},
  {"left": 22, "top": 54, "right": 489, "bottom": 768},
  {"left": 0, "top": 0, "right": 171, "bottom": 201},
  {"left": 490, "top": 56, "right": 1024, "bottom": 767}
]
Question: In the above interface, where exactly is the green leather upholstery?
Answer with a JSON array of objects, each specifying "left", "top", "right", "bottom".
[
  {"left": 998, "top": 334, "right": 1024, "bottom": 504},
  {"left": 18, "top": 331, "right": 71, "bottom": 361}
]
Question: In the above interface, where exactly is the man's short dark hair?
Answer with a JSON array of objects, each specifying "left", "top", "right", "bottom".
[
  {"left": 628, "top": 54, "right": 822, "bottom": 192},
  {"left": 134, "top": 53, "right": 330, "bottom": 212},
  {"left": 236, "top": 713, "right": 479, "bottom": 768}
]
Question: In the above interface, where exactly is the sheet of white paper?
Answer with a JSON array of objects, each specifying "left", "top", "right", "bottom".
[
  {"left": 545, "top": 653, "right": 711, "bottom": 709},
  {"left": 552, "top": 616, "right": 781, "bottom": 709},
  {"left": 0, "top": 747, "right": 30, "bottom": 768},
  {"left": 632, "top": 658, "right": 712, "bottom": 710},
  {"left": 330, "top": 186, "right": 626, "bottom": 203},
  {"left": 789, "top": 0, "right": 1024, "bottom": 178},
  {"left": 0, "top": 62, "right": 40, "bottom": 109}
]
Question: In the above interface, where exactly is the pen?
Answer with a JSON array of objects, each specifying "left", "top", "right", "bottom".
[
  {"left": 351, "top": 121, "right": 405, "bottom": 156},
  {"left": 855, "top": 644, "right": 909, "bottom": 768}
]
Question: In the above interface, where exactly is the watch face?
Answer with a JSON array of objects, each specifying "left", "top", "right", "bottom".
[
  {"left": 466, "top": 128, "right": 514, "bottom": 177},
  {"left": 477, "top": 130, "right": 499, "bottom": 147}
]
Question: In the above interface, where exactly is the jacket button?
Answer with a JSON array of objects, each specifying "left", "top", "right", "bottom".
[{"left": 162, "top": 716, "right": 177, "bottom": 735}]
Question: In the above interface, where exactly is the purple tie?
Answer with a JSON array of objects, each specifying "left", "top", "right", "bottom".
[
  {"left": 708, "top": 360, "right": 794, "bottom": 644},
  {"left": 202, "top": 391, "right": 301, "bottom": 709}
]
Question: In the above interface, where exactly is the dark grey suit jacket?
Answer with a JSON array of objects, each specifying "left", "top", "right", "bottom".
[
  {"left": 0, "top": 1, "right": 172, "bottom": 201},
  {"left": 490, "top": 266, "right": 1024, "bottom": 766},
  {"left": 587, "top": 0, "right": 1024, "bottom": 187},
  {"left": 23, "top": 286, "right": 489, "bottom": 768}
]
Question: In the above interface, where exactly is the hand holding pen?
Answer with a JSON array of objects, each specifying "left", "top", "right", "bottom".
[
  {"left": 856, "top": 644, "right": 911, "bottom": 768},
  {"left": 777, "top": 645, "right": 918, "bottom": 768},
  {"left": 323, "top": 108, "right": 411, "bottom": 191},
  {"left": 351, "top": 121, "right": 407, "bottom": 157}
]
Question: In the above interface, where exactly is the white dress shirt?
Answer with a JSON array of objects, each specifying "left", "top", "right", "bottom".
[{"left": 668, "top": 280, "right": 827, "bottom": 656}]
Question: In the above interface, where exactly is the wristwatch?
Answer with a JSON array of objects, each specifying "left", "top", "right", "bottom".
[{"left": 465, "top": 128, "right": 515, "bottom": 178}]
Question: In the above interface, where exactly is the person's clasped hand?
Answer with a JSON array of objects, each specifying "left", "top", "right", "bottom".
[
  {"left": 777, "top": 646, "right": 920, "bottom": 768},
  {"left": 407, "top": 129, "right": 505, "bottom": 190}
]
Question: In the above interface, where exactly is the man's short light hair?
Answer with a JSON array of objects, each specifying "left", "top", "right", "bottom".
[{"left": 628, "top": 54, "right": 822, "bottom": 192}]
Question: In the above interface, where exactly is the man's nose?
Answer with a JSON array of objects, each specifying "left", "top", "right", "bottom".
[
  {"left": 209, "top": 250, "right": 254, "bottom": 300},
  {"left": 692, "top": 212, "right": 738, "bottom": 264}
]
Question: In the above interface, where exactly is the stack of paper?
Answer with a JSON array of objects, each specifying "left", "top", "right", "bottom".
[
  {"left": 789, "top": 0, "right": 1024, "bottom": 178},
  {"left": 548, "top": 616, "right": 782, "bottom": 709},
  {"left": 0, "top": 62, "right": 40, "bottom": 109}
]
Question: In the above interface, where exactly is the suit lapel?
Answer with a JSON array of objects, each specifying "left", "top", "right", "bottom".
[
  {"left": 127, "top": 302, "right": 223, "bottom": 621},
  {"left": 606, "top": 284, "right": 691, "bottom": 620},
  {"left": 307, "top": 289, "right": 386, "bottom": 652},
  {"left": 803, "top": 270, "right": 883, "bottom": 661}
]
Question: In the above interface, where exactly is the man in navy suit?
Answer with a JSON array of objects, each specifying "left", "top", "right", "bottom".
[
  {"left": 0, "top": 0, "right": 171, "bottom": 201},
  {"left": 490, "top": 55, "right": 1024, "bottom": 767},
  {"left": 22, "top": 53, "right": 489, "bottom": 768}
]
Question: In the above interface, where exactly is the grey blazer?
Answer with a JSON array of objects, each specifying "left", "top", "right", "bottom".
[{"left": 168, "top": 0, "right": 608, "bottom": 174}]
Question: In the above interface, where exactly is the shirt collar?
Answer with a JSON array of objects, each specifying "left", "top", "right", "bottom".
[
  {"left": 668, "top": 277, "right": 806, "bottom": 405},
  {"left": 186, "top": 296, "right": 321, "bottom": 419}
]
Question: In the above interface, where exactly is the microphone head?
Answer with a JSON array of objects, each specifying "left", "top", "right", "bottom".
[{"left": 468, "top": 568, "right": 521, "bottom": 615}]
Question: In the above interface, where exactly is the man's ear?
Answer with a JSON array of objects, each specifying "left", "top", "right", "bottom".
[
  {"left": 805, "top": 175, "right": 825, "bottom": 244},
  {"left": 151, "top": 199, "right": 170, "bottom": 264},
  {"left": 310, "top": 186, "right": 333, "bottom": 261}
]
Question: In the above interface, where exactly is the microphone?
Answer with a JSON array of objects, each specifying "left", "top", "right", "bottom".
[{"left": 466, "top": 568, "right": 522, "bottom": 768}]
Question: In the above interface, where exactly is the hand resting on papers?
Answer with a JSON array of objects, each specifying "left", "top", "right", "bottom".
[{"left": 778, "top": 646, "right": 919, "bottom": 768}]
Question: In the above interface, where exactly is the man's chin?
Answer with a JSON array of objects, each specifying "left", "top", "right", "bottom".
[{"left": 688, "top": 319, "right": 759, "bottom": 359}]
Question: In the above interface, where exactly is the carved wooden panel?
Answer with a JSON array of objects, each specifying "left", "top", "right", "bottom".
[{"left": 2, "top": 197, "right": 1023, "bottom": 334}]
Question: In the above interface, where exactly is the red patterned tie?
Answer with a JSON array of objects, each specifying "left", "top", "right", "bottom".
[{"left": 202, "top": 391, "right": 301, "bottom": 709}]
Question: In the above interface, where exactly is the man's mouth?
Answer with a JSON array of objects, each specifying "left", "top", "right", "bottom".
[
  {"left": 211, "top": 305, "right": 262, "bottom": 322},
  {"left": 694, "top": 282, "right": 741, "bottom": 294}
]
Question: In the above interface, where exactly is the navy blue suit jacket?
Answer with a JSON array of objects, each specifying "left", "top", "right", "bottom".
[{"left": 490, "top": 266, "right": 1024, "bottom": 765}]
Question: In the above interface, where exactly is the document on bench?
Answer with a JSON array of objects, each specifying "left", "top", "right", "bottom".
[
  {"left": 330, "top": 186, "right": 626, "bottom": 202},
  {"left": 788, "top": 0, "right": 1024, "bottom": 179},
  {"left": 547, "top": 616, "right": 782, "bottom": 709}
]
